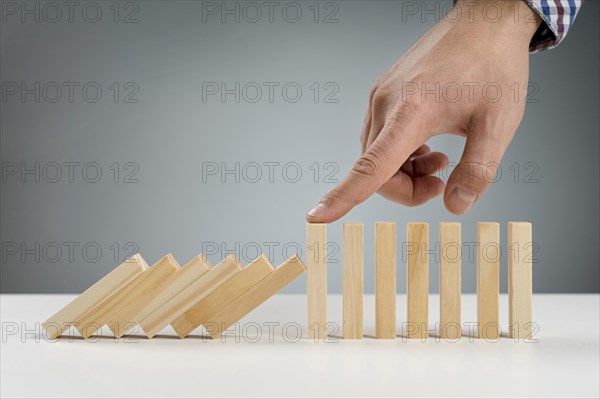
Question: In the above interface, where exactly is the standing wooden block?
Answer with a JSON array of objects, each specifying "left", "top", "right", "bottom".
[
  {"left": 204, "top": 256, "right": 306, "bottom": 338},
  {"left": 139, "top": 255, "right": 241, "bottom": 338},
  {"left": 375, "top": 222, "right": 396, "bottom": 339},
  {"left": 306, "top": 223, "right": 327, "bottom": 340},
  {"left": 171, "top": 255, "right": 274, "bottom": 338},
  {"left": 108, "top": 254, "right": 212, "bottom": 338},
  {"left": 42, "top": 254, "right": 148, "bottom": 339},
  {"left": 508, "top": 222, "right": 533, "bottom": 339},
  {"left": 406, "top": 223, "right": 429, "bottom": 339},
  {"left": 343, "top": 223, "right": 364, "bottom": 339},
  {"left": 439, "top": 222, "right": 462, "bottom": 340},
  {"left": 76, "top": 254, "right": 180, "bottom": 338},
  {"left": 477, "top": 222, "right": 500, "bottom": 339}
]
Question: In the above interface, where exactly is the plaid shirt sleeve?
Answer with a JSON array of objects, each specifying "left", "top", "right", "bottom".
[
  {"left": 525, "top": 0, "right": 582, "bottom": 52},
  {"left": 453, "top": 0, "right": 582, "bottom": 53}
]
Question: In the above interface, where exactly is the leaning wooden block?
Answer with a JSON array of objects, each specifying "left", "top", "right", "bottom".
[
  {"left": 203, "top": 256, "right": 306, "bottom": 338},
  {"left": 375, "top": 222, "right": 396, "bottom": 339},
  {"left": 440, "top": 222, "right": 462, "bottom": 340},
  {"left": 171, "top": 255, "right": 274, "bottom": 338},
  {"left": 108, "top": 254, "right": 212, "bottom": 338},
  {"left": 139, "top": 255, "right": 242, "bottom": 338},
  {"left": 508, "top": 222, "right": 533, "bottom": 339},
  {"left": 42, "top": 254, "right": 148, "bottom": 339},
  {"left": 406, "top": 223, "right": 429, "bottom": 339},
  {"left": 306, "top": 223, "right": 328, "bottom": 340},
  {"left": 76, "top": 254, "right": 180, "bottom": 338},
  {"left": 477, "top": 222, "right": 500, "bottom": 339},
  {"left": 343, "top": 223, "right": 364, "bottom": 339}
]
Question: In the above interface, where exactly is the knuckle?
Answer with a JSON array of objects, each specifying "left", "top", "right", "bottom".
[
  {"left": 372, "top": 89, "right": 388, "bottom": 109},
  {"left": 368, "top": 78, "right": 384, "bottom": 103},
  {"left": 351, "top": 153, "right": 382, "bottom": 178},
  {"left": 397, "top": 94, "right": 424, "bottom": 117},
  {"left": 368, "top": 84, "right": 379, "bottom": 101},
  {"left": 384, "top": 98, "right": 431, "bottom": 141}
]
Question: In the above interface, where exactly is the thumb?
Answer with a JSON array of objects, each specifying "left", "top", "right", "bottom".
[
  {"left": 307, "top": 121, "right": 424, "bottom": 223},
  {"left": 444, "top": 121, "right": 513, "bottom": 215}
]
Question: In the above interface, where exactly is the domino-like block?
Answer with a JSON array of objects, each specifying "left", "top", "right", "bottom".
[
  {"left": 76, "top": 254, "right": 179, "bottom": 338},
  {"left": 42, "top": 254, "right": 148, "bottom": 339},
  {"left": 306, "top": 223, "right": 328, "bottom": 340},
  {"left": 203, "top": 256, "right": 306, "bottom": 338},
  {"left": 108, "top": 254, "right": 212, "bottom": 337},
  {"left": 508, "top": 222, "right": 533, "bottom": 339},
  {"left": 375, "top": 222, "right": 396, "bottom": 339},
  {"left": 477, "top": 222, "right": 500, "bottom": 339},
  {"left": 440, "top": 222, "right": 461, "bottom": 339},
  {"left": 343, "top": 223, "right": 364, "bottom": 339},
  {"left": 171, "top": 255, "right": 274, "bottom": 338},
  {"left": 139, "top": 255, "right": 241, "bottom": 338},
  {"left": 406, "top": 223, "right": 429, "bottom": 339}
]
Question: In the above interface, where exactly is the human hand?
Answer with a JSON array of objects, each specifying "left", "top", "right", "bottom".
[{"left": 307, "top": 0, "right": 541, "bottom": 223}]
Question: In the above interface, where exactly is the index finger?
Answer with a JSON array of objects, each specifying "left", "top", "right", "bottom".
[{"left": 306, "top": 118, "right": 427, "bottom": 223}]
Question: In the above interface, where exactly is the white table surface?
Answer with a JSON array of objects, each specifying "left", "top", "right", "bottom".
[{"left": 1, "top": 293, "right": 598, "bottom": 398}]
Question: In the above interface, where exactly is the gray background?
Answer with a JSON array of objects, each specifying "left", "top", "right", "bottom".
[{"left": 1, "top": 0, "right": 598, "bottom": 294}]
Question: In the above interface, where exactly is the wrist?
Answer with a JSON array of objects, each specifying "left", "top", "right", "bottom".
[{"left": 452, "top": 0, "right": 541, "bottom": 46}]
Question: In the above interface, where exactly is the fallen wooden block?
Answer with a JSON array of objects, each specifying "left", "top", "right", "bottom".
[
  {"left": 139, "top": 255, "right": 241, "bottom": 338},
  {"left": 203, "top": 256, "right": 306, "bottom": 338},
  {"left": 440, "top": 222, "right": 461, "bottom": 339},
  {"left": 171, "top": 255, "right": 274, "bottom": 338},
  {"left": 375, "top": 222, "right": 396, "bottom": 339},
  {"left": 406, "top": 223, "right": 429, "bottom": 339},
  {"left": 508, "top": 222, "right": 533, "bottom": 339},
  {"left": 42, "top": 254, "right": 148, "bottom": 339},
  {"left": 306, "top": 223, "right": 328, "bottom": 340},
  {"left": 76, "top": 254, "right": 180, "bottom": 338},
  {"left": 477, "top": 222, "right": 500, "bottom": 339},
  {"left": 343, "top": 223, "right": 364, "bottom": 339},
  {"left": 108, "top": 254, "right": 212, "bottom": 338}
]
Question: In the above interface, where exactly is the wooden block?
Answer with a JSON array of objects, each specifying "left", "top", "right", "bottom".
[
  {"left": 439, "top": 222, "right": 461, "bottom": 340},
  {"left": 171, "top": 255, "right": 274, "bottom": 338},
  {"left": 108, "top": 254, "right": 212, "bottom": 338},
  {"left": 42, "top": 254, "right": 148, "bottom": 339},
  {"left": 76, "top": 254, "right": 180, "bottom": 338},
  {"left": 477, "top": 222, "right": 500, "bottom": 339},
  {"left": 139, "top": 255, "right": 242, "bottom": 338},
  {"left": 203, "top": 256, "right": 306, "bottom": 338},
  {"left": 508, "top": 222, "right": 533, "bottom": 339},
  {"left": 306, "top": 223, "right": 327, "bottom": 340},
  {"left": 406, "top": 223, "right": 429, "bottom": 339},
  {"left": 343, "top": 223, "right": 364, "bottom": 339},
  {"left": 375, "top": 222, "right": 396, "bottom": 339}
]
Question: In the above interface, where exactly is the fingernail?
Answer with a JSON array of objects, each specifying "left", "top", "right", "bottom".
[
  {"left": 307, "top": 203, "right": 326, "bottom": 218},
  {"left": 448, "top": 187, "right": 478, "bottom": 214}
]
